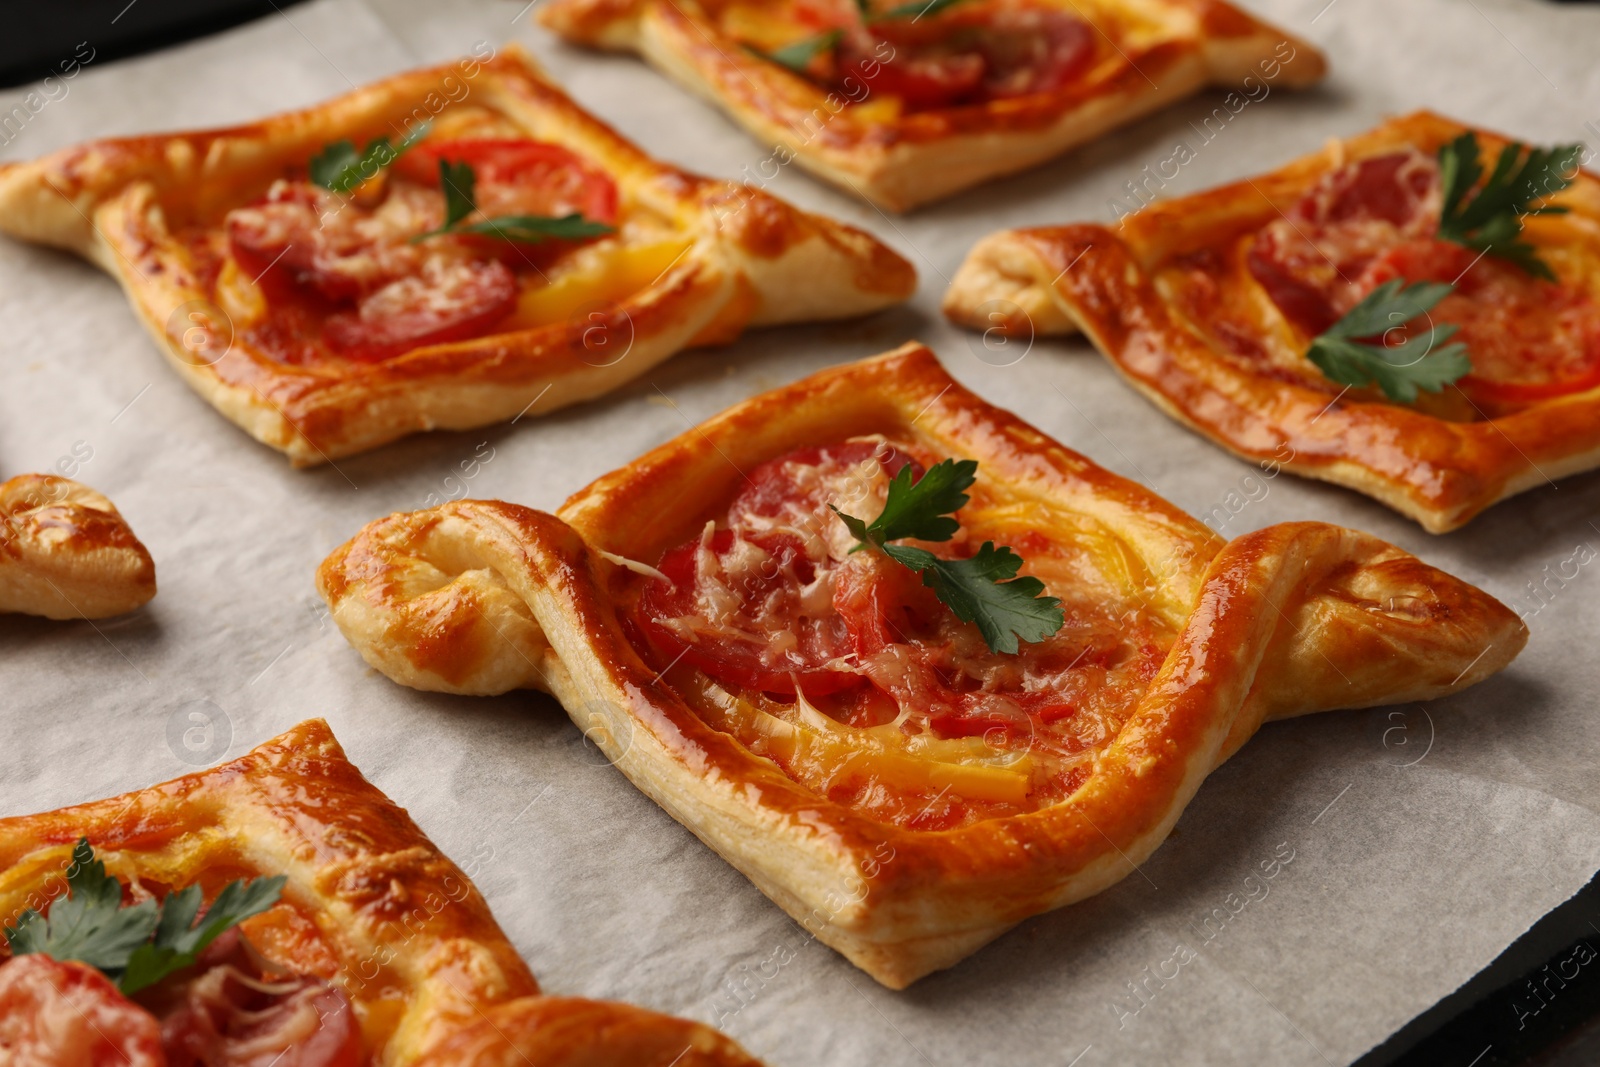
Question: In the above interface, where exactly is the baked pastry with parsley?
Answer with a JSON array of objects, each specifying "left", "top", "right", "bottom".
[
  {"left": 538, "top": 0, "right": 1324, "bottom": 210},
  {"left": 0, "top": 47, "right": 913, "bottom": 465},
  {"left": 0, "top": 719, "right": 762, "bottom": 1066},
  {"left": 945, "top": 112, "right": 1600, "bottom": 531},
  {"left": 315, "top": 343, "right": 1525, "bottom": 988}
]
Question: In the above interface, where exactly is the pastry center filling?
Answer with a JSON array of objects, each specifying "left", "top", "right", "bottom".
[
  {"left": 1230, "top": 148, "right": 1600, "bottom": 413},
  {"left": 194, "top": 135, "right": 640, "bottom": 367},
  {"left": 625, "top": 437, "right": 1173, "bottom": 830},
  {"left": 722, "top": 0, "right": 1099, "bottom": 113}
]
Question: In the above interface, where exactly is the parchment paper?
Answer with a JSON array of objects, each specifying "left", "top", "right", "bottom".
[{"left": 4, "top": 1, "right": 1600, "bottom": 1063}]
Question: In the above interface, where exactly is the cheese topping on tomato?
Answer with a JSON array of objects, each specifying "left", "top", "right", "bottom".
[
  {"left": 628, "top": 438, "right": 1171, "bottom": 830},
  {"left": 721, "top": 0, "right": 1097, "bottom": 113},
  {"left": 1239, "top": 148, "right": 1600, "bottom": 410},
  {"left": 205, "top": 137, "right": 624, "bottom": 366}
]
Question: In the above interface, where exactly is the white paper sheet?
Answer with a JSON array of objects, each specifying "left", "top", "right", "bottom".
[{"left": 4, "top": 1, "right": 1600, "bottom": 1063}]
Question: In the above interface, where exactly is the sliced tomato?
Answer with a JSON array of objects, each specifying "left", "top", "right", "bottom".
[
  {"left": 226, "top": 181, "right": 435, "bottom": 303},
  {"left": 395, "top": 138, "right": 618, "bottom": 227},
  {"left": 831, "top": 4, "right": 1091, "bottom": 110},
  {"left": 322, "top": 255, "right": 518, "bottom": 361},
  {"left": 1248, "top": 150, "right": 1441, "bottom": 334},
  {"left": 0, "top": 955, "right": 165, "bottom": 1067},
  {"left": 1357, "top": 238, "right": 1600, "bottom": 404},
  {"left": 636, "top": 441, "right": 920, "bottom": 696},
  {"left": 638, "top": 528, "right": 862, "bottom": 696},
  {"left": 972, "top": 6, "right": 1095, "bottom": 98},
  {"left": 839, "top": 42, "right": 985, "bottom": 111}
]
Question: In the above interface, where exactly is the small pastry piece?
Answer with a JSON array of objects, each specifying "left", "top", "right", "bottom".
[
  {"left": 0, "top": 47, "right": 914, "bottom": 466},
  {"left": 0, "top": 473, "right": 155, "bottom": 619},
  {"left": 316, "top": 343, "right": 1525, "bottom": 988},
  {"left": 537, "top": 0, "right": 1325, "bottom": 211},
  {"left": 944, "top": 111, "right": 1600, "bottom": 532},
  {"left": 0, "top": 719, "right": 763, "bottom": 1067}
]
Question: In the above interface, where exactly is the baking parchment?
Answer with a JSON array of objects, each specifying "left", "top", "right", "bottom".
[{"left": 3, "top": 1, "right": 1600, "bottom": 1063}]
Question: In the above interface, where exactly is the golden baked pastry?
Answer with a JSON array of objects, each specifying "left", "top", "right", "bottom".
[
  {"left": 0, "top": 47, "right": 914, "bottom": 466},
  {"left": 315, "top": 343, "right": 1525, "bottom": 988},
  {"left": 537, "top": 0, "right": 1325, "bottom": 211},
  {"left": 0, "top": 719, "right": 762, "bottom": 1067},
  {"left": 944, "top": 111, "right": 1600, "bottom": 532},
  {"left": 0, "top": 473, "right": 155, "bottom": 619}
]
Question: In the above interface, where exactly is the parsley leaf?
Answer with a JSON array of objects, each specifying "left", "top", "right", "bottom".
[
  {"left": 310, "top": 121, "right": 431, "bottom": 194},
  {"left": 2, "top": 838, "right": 285, "bottom": 993},
  {"left": 835, "top": 457, "right": 975, "bottom": 548},
  {"left": 1436, "top": 131, "right": 1583, "bottom": 281},
  {"left": 833, "top": 458, "right": 1064, "bottom": 653},
  {"left": 3, "top": 839, "right": 157, "bottom": 973},
  {"left": 411, "top": 159, "right": 616, "bottom": 246},
  {"left": 1305, "top": 279, "right": 1471, "bottom": 403},
  {"left": 883, "top": 542, "right": 1064, "bottom": 655},
  {"left": 120, "top": 876, "right": 286, "bottom": 994},
  {"left": 762, "top": 30, "right": 843, "bottom": 73},
  {"left": 753, "top": 0, "right": 974, "bottom": 72},
  {"left": 451, "top": 213, "right": 618, "bottom": 243},
  {"left": 877, "top": 0, "right": 973, "bottom": 20}
]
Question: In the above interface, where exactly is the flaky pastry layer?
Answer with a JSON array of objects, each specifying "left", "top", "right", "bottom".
[{"left": 0, "top": 473, "right": 155, "bottom": 619}]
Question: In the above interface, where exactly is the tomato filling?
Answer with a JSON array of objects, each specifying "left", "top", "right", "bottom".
[
  {"left": 1246, "top": 149, "right": 1600, "bottom": 407},
  {"left": 628, "top": 438, "right": 1169, "bottom": 828},
  {"left": 0, "top": 924, "right": 361, "bottom": 1067},
  {"left": 755, "top": 0, "right": 1096, "bottom": 112},
  {"left": 217, "top": 137, "right": 618, "bottom": 365}
]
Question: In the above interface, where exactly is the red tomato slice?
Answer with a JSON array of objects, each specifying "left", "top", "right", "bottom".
[
  {"left": 1358, "top": 238, "right": 1600, "bottom": 404},
  {"left": 638, "top": 528, "right": 862, "bottom": 696},
  {"left": 322, "top": 255, "right": 518, "bottom": 362},
  {"left": 396, "top": 138, "right": 618, "bottom": 227},
  {"left": 1248, "top": 151, "right": 1441, "bottom": 334},
  {"left": 0, "top": 955, "right": 165, "bottom": 1067},
  {"left": 972, "top": 6, "right": 1095, "bottom": 98},
  {"left": 840, "top": 44, "right": 986, "bottom": 111},
  {"left": 636, "top": 441, "right": 918, "bottom": 696}
]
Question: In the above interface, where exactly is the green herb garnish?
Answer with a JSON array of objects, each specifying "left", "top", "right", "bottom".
[
  {"left": 1436, "top": 132, "right": 1583, "bottom": 281},
  {"left": 309, "top": 121, "right": 431, "bottom": 194},
  {"left": 3, "top": 838, "right": 285, "bottom": 994},
  {"left": 411, "top": 159, "right": 615, "bottom": 245},
  {"left": 755, "top": 0, "right": 976, "bottom": 73},
  {"left": 1306, "top": 279, "right": 1472, "bottom": 403},
  {"left": 833, "top": 458, "right": 1064, "bottom": 654}
]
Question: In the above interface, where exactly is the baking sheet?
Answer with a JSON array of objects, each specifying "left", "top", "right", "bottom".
[{"left": 4, "top": 0, "right": 1600, "bottom": 1062}]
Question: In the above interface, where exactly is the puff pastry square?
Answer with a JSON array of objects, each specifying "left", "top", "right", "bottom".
[
  {"left": 945, "top": 111, "right": 1600, "bottom": 532},
  {"left": 0, "top": 718, "right": 762, "bottom": 1066},
  {"left": 316, "top": 343, "right": 1525, "bottom": 988},
  {"left": 0, "top": 474, "right": 155, "bottom": 619},
  {"left": 538, "top": 0, "right": 1325, "bottom": 211},
  {"left": 0, "top": 47, "right": 914, "bottom": 466}
]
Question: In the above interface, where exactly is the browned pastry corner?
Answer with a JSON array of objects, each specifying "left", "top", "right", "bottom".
[
  {"left": 0, "top": 46, "right": 914, "bottom": 466},
  {"left": 944, "top": 111, "right": 1600, "bottom": 532},
  {"left": 316, "top": 343, "right": 1525, "bottom": 988},
  {"left": 537, "top": 0, "right": 1324, "bottom": 211},
  {"left": 0, "top": 718, "right": 763, "bottom": 1066},
  {"left": 0, "top": 473, "right": 155, "bottom": 619}
]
